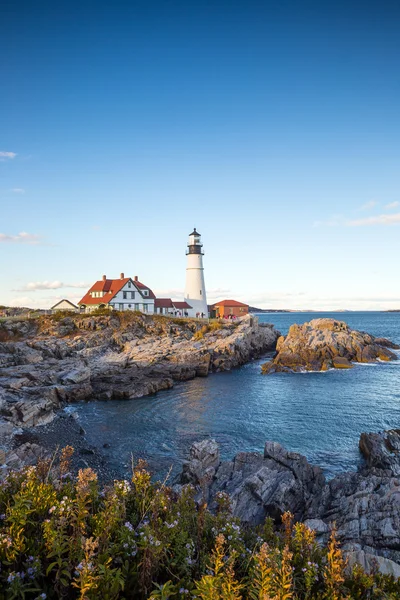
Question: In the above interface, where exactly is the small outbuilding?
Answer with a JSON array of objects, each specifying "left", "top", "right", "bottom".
[
  {"left": 210, "top": 299, "right": 249, "bottom": 319},
  {"left": 154, "top": 299, "right": 192, "bottom": 316},
  {"left": 51, "top": 299, "right": 79, "bottom": 313}
]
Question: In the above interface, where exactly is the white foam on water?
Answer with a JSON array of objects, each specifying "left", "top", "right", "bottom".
[{"left": 354, "top": 362, "right": 378, "bottom": 367}]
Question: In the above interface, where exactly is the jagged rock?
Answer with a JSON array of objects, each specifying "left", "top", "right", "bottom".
[
  {"left": 313, "top": 471, "right": 400, "bottom": 564},
  {"left": 359, "top": 430, "right": 400, "bottom": 475},
  {"left": 178, "top": 434, "right": 400, "bottom": 569},
  {"left": 58, "top": 367, "right": 91, "bottom": 385},
  {"left": 178, "top": 439, "right": 325, "bottom": 525},
  {"left": 262, "top": 318, "right": 399, "bottom": 373},
  {"left": 5, "top": 442, "right": 48, "bottom": 469},
  {"left": 346, "top": 550, "right": 400, "bottom": 578},
  {"left": 180, "top": 439, "right": 220, "bottom": 487},
  {"left": 332, "top": 357, "right": 353, "bottom": 369}
]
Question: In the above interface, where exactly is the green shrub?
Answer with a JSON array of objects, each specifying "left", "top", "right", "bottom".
[{"left": 0, "top": 451, "right": 399, "bottom": 599}]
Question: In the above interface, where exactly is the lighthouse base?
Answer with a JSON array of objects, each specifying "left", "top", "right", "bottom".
[{"left": 184, "top": 298, "right": 209, "bottom": 319}]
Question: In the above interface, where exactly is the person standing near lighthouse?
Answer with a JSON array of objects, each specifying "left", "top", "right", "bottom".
[{"left": 184, "top": 228, "right": 208, "bottom": 318}]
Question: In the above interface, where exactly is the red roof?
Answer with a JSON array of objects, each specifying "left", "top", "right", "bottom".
[
  {"left": 211, "top": 299, "right": 249, "bottom": 308},
  {"left": 134, "top": 279, "right": 156, "bottom": 299},
  {"left": 78, "top": 276, "right": 155, "bottom": 306},
  {"left": 155, "top": 298, "right": 174, "bottom": 309},
  {"left": 173, "top": 301, "right": 192, "bottom": 309}
]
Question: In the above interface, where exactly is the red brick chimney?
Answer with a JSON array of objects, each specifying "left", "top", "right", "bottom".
[
  {"left": 134, "top": 275, "right": 138, "bottom": 281},
  {"left": 120, "top": 272, "right": 124, "bottom": 279},
  {"left": 102, "top": 275, "right": 106, "bottom": 281}
]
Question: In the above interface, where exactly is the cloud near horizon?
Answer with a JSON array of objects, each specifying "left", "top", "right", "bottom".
[
  {"left": 15, "top": 281, "right": 92, "bottom": 292},
  {"left": 10, "top": 188, "right": 25, "bottom": 194},
  {"left": 0, "top": 232, "right": 42, "bottom": 244}
]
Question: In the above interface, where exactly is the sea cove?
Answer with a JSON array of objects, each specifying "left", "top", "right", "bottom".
[{"left": 74, "top": 311, "right": 400, "bottom": 479}]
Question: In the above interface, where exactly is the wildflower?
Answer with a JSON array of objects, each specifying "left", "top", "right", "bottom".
[
  {"left": 75, "top": 562, "right": 84, "bottom": 574},
  {"left": 124, "top": 521, "right": 133, "bottom": 531}
]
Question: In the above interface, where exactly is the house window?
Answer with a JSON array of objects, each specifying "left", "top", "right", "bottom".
[
  {"left": 143, "top": 290, "right": 148, "bottom": 296},
  {"left": 128, "top": 282, "right": 131, "bottom": 288},
  {"left": 135, "top": 303, "right": 139, "bottom": 311},
  {"left": 131, "top": 292, "right": 135, "bottom": 299},
  {"left": 142, "top": 304, "right": 148, "bottom": 312},
  {"left": 200, "top": 290, "right": 202, "bottom": 295},
  {"left": 123, "top": 292, "right": 127, "bottom": 299},
  {"left": 119, "top": 303, "right": 124, "bottom": 310}
]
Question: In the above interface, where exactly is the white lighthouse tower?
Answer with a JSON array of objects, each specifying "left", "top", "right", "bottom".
[{"left": 184, "top": 228, "right": 208, "bottom": 318}]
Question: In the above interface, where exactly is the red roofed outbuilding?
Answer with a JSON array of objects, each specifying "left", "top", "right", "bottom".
[
  {"left": 154, "top": 298, "right": 192, "bottom": 316},
  {"left": 210, "top": 299, "right": 249, "bottom": 319}
]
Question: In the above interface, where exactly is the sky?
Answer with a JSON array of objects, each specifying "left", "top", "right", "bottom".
[{"left": 1, "top": 0, "right": 400, "bottom": 311}]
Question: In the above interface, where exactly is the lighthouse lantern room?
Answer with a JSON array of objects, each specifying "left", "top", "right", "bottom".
[{"left": 184, "top": 228, "right": 208, "bottom": 318}]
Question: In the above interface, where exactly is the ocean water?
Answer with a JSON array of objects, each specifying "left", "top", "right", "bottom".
[{"left": 75, "top": 312, "right": 400, "bottom": 479}]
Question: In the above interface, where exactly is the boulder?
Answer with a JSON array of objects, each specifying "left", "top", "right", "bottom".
[
  {"left": 180, "top": 439, "right": 220, "bottom": 487},
  {"left": 332, "top": 356, "right": 353, "bottom": 369},
  {"left": 262, "top": 318, "right": 399, "bottom": 373},
  {"left": 359, "top": 430, "right": 400, "bottom": 475},
  {"left": 346, "top": 550, "right": 400, "bottom": 578}
]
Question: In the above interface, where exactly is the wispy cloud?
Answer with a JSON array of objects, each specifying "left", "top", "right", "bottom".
[
  {"left": 346, "top": 213, "right": 400, "bottom": 227},
  {"left": 385, "top": 201, "right": 399, "bottom": 210},
  {"left": 0, "top": 151, "right": 17, "bottom": 161},
  {"left": 313, "top": 215, "right": 345, "bottom": 228},
  {"left": 10, "top": 188, "right": 25, "bottom": 194},
  {"left": 358, "top": 200, "right": 378, "bottom": 211},
  {"left": 15, "top": 281, "right": 91, "bottom": 292},
  {"left": 0, "top": 232, "right": 42, "bottom": 244}
]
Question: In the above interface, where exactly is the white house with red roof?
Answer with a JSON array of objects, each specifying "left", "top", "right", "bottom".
[{"left": 78, "top": 273, "right": 156, "bottom": 313}]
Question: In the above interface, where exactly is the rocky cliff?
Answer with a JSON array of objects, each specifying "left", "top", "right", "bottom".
[
  {"left": 177, "top": 429, "right": 400, "bottom": 576},
  {"left": 262, "top": 318, "right": 399, "bottom": 373},
  {"left": 0, "top": 313, "right": 279, "bottom": 464}
]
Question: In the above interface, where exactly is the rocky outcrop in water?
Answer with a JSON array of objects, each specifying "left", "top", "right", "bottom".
[
  {"left": 0, "top": 313, "right": 279, "bottom": 466},
  {"left": 261, "top": 318, "right": 399, "bottom": 373},
  {"left": 177, "top": 431, "right": 400, "bottom": 571}
]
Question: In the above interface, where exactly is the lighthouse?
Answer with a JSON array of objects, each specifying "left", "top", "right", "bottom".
[{"left": 184, "top": 228, "right": 208, "bottom": 318}]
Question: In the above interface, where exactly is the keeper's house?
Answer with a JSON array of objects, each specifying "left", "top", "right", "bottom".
[
  {"left": 78, "top": 273, "right": 155, "bottom": 314},
  {"left": 210, "top": 299, "right": 249, "bottom": 318}
]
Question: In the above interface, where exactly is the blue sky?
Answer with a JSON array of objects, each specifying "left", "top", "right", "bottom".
[{"left": 1, "top": 0, "right": 400, "bottom": 310}]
